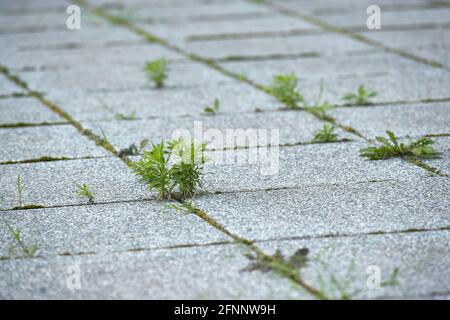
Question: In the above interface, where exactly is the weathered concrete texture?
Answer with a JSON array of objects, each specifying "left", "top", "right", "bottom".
[
  {"left": 18, "top": 61, "right": 232, "bottom": 94},
  {"left": 0, "top": 157, "right": 148, "bottom": 210},
  {"left": 0, "top": 201, "right": 229, "bottom": 257},
  {"left": 186, "top": 33, "right": 371, "bottom": 59},
  {"left": 200, "top": 142, "right": 427, "bottom": 194},
  {"left": 50, "top": 82, "right": 281, "bottom": 121},
  {"left": 83, "top": 110, "right": 351, "bottom": 151},
  {"left": 330, "top": 102, "right": 450, "bottom": 139},
  {"left": 0, "top": 97, "right": 64, "bottom": 125},
  {"left": 0, "top": 125, "right": 109, "bottom": 163},
  {"left": 194, "top": 177, "right": 449, "bottom": 241},
  {"left": 0, "top": 244, "right": 311, "bottom": 299},
  {"left": 259, "top": 230, "right": 450, "bottom": 299}
]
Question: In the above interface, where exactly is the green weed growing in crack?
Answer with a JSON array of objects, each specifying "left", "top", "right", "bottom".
[
  {"left": 360, "top": 130, "right": 440, "bottom": 160},
  {"left": 342, "top": 85, "right": 377, "bottom": 105},
  {"left": 144, "top": 58, "right": 168, "bottom": 88},
  {"left": 75, "top": 183, "right": 94, "bottom": 204},
  {"left": 132, "top": 138, "right": 207, "bottom": 200},
  {"left": 17, "top": 174, "right": 23, "bottom": 209},
  {"left": 97, "top": 98, "right": 137, "bottom": 121},
  {"left": 269, "top": 73, "right": 304, "bottom": 109},
  {"left": 118, "top": 139, "right": 149, "bottom": 157},
  {"left": 313, "top": 124, "right": 339, "bottom": 143},
  {"left": 165, "top": 200, "right": 197, "bottom": 214},
  {"left": 305, "top": 80, "right": 335, "bottom": 118},
  {"left": 4, "top": 221, "right": 39, "bottom": 258},
  {"left": 203, "top": 98, "right": 220, "bottom": 115}
]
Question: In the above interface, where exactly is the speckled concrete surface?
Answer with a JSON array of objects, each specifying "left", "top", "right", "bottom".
[{"left": 0, "top": 0, "right": 449, "bottom": 300}]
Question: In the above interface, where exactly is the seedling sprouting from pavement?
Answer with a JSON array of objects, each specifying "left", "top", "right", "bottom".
[
  {"left": 132, "top": 138, "right": 207, "bottom": 200},
  {"left": 313, "top": 124, "right": 339, "bottom": 143},
  {"left": 4, "top": 221, "right": 39, "bottom": 258},
  {"left": 17, "top": 174, "right": 23, "bottom": 208},
  {"left": 269, "top": 73, "right": 304, "bottom": 109},
  {"left": 144, "top": 58, "right": 168, "bottom": 88},
  {"left": 203, "top": 98, "right": 220, "bottom": 115},
  {"left": 305, "top": 80, "right": 335, "bottom": 118},
  {"left": 360, "top": 131, "right": 440, "bottom": 160},
  {"left": 75, "top": 183, "right": 94, "bottom": 204},
  {"left": 342, "top": 85, "right": 377, "bottom": 105},
  {"left": 97, "top": 98, "right": 137, "bottom": 120}
]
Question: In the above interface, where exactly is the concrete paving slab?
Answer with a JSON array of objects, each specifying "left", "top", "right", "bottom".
[
  {"left": 0, "top": 157, "right": 148, "bottom": 210},
  {"left": 0, "top": 124, "right": 108, "bottom": 163},
  {"left": 18, "top": 61, "right": 232, "bottom": 94},
  {"left": 0, "top": 75, "right": 26, "bottom": 96},
  {"left": 200, "top": 142, "right": 428, "bottom": 194},
  {"left": 423, "top": 136, "right": 450, "bottom": 175},
  {"left": 194, "top": 177, "right": 449, "bottom": 241},
  {"left": 0, "top": 200, "right": 229, "bottom": 257},
  {"left": 0, "top": 97, "right": 64, "bottom": 125},
  {"left": 330, "top": 102, "right": 450, "bottom": 139},
  {"left": 51, "top": 82, "right": 281, "bottom": 121}
]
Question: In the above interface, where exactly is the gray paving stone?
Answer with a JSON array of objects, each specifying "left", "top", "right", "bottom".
[
  {"left": 200, "top": 142, "right": 428, "bottom": 194},
  {"left": 194, "top": 177, "right": 449, "bottom": 241},
  {"left": 50, "top": 82, "right": 281, "bottom": 121},
  {"left": 0, "top": 201, "right": 229, "bottom": 257},
  {"left": 0, "top": 97, "right": 64, "bottom": 125},
  {"left": 0, "top": 125, "right": 108, "bottom": 163},
  {"left": 0, "top": 26, "right": 141, "bottom": 53},
  {"left": 18, "top": 61, "right": 231, "bottom": 94},
  {"left": 142, "top": 15, "right": 317, "bottom": 44},
  {"left": 83, "top": 110, "right": 347, "bottom": 151},
  {"left": 259, "top": 230, "right": 450, "bottom": 299},
  {"left": 186, "top": 33, "right": 370, "bottom": 59},
  {"left": 0, "top": 157, "right": 148, "bottom": 210},
  {"left": 330, "top": 102, "right": 450, "bottom": 139},
  {"left": 0, "top": 244, "right": 310, "bottom": 299},
  {"left": 3, "top": 44, "right": 184, "bottom": 71}
]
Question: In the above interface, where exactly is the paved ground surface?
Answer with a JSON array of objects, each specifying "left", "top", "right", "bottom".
[{"left": 0, "top": 0, "right": 449, "bottom": 299}]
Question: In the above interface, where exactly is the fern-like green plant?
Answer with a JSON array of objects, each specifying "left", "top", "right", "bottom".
[
  {"left": 269, "top": 73, "right": 304, "bottom": 109},
  {"left": 360, "top": 131, "right": 440, "bottom": 160},
  {"left": 144, "top": 58, "right": 168, "bottom": 88},
  {"left": 342, "top": 85, "right": 377, "bottom": 105}
]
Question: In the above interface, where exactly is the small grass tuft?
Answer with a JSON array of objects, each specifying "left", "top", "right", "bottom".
[
  {"left": 305, "top": 80, "right": 335, "bottom": 117},
  {"left": 17, "top": 174, "right": 24, "bottom": 208},
  {"left": 144, "top": 58, "right": 168, "bottom": 88},
  {"left": 269, "top": 73, "right": 304, "bottom": 109},
  {"left": 203, "top": 98, "right": 220, "bottom": 115},
  {"left": 313, "top": 124, "right": 339, "bottom": 143},
  {"left": 132, "top": 138, "right": 207, "bottom": 200},
  {"left": 342, "top": 85, "right": 377, "bottom": 105},
  {"left": 360, "top": 130, "right": 440, "bottom": 160},
  {"left": 4, "top": 221, "right": 39, "bottom": 258},
  {"left": 75, "top": 183, "right": 94, "bottom": 204}
]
